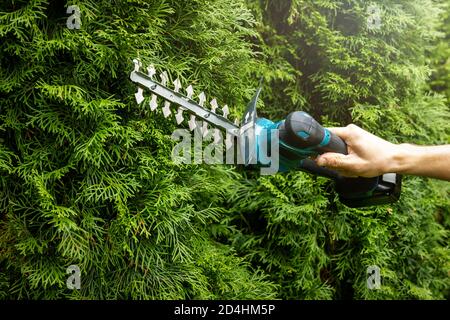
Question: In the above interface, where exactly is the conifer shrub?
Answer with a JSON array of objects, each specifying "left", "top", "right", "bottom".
[
  {"left": 224, "top": 0, "right": 450, "bottom": 299},
  {"left": 0, "top": 0, "right": 276, "bottom": 299},
  {"left": 0, "top": 0, "right": 449, "bottom": 299}
]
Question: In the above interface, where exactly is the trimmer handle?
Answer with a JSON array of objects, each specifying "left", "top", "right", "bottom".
[
  {"left": 282, "top": 111, "right": 348, "bottom": 155},
  {"left": 278, "top": 111, "right": 402, "bottom": 208}
]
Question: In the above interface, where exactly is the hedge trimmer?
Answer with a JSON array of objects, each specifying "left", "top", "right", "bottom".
[{"left": 130, "top": 59, "right": 402, "bottom": 208}]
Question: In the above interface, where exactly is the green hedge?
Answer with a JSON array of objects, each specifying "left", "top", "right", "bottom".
[{"left": 0, "top": 0, "right": 448, "bottom": 299}]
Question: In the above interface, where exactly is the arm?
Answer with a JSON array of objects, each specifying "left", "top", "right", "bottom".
[{"left": 315, "top": 124, "right": 450, "bottom": 181}]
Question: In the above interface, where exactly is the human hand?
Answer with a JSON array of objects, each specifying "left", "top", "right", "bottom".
[{"left": 315, "top": 124, "right": 399, "bottom": 178}]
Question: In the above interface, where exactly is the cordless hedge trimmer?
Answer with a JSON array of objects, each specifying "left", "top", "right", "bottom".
[{"left": 130, "top": 59, "right": 401, "bottom": 208}]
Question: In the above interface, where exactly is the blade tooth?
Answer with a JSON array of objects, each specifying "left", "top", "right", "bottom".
[
  {"left": 149, "top": 95, "right": 158, "bottom": 111},
  {"left": 135, "top": 87, "right": 144, "bottom": 104},
  {"left": 175, "top": 107, "right": 184, "bottom": 124},
  {"left": 225, "top": 133, "right": 233, "bottom": 150},
  {"left": 162, "top": 101, "right": 171, "bottom": 118},
  {"left": 213, "top": 129, "right": 222, "bottom": 143},
  {"left": 188, "top": 115, "right": 197, "bottom": 131},
  {"left": 201, "top": 121, "right": 209, "bottom": 137},
  {"left": 173, "top": 78, "right": 182, "bottom": 93},
  {"left": 133, "top": 59, "right": 142, "bottom": 72},
  {"left": 186, "top": 85, "right": 194, "bottom": 99},
  {"left": 147, "top": 65, "right": 156, "bottom": 79},
  {"left": 198, "top": 92, "right": 206, "bottom": 107},
  {"left": 160, "top": 71, "right": 169, "bottom": 86},
  {"left": 222, "top": 105, "right": 229, "bottom": 118},
  {"left": 210, "top": 98, "right": 218, "bottom": 113}
]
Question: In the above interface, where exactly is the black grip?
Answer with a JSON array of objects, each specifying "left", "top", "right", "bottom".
[
  {"left": 298, "top": 159, "right": 341, "bottom": 179},
  {"left": 322, "top": 131, "right": 347, "bottom": 155},
  {"left": 279, "top": 111, "right": 348, "bottom": 155}
]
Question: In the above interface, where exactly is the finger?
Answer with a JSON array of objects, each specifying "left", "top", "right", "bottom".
[
  {"left": 326, "top": 127, "right": 351, "bottom": 140},
  {"left": 315, "top": 152, "right": 357, "bottom": 172}
]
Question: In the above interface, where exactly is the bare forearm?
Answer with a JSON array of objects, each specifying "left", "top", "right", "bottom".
[
  {"left": 390, "top": 144, "right": 450, "bottom": 181},
  {"left": 316, "top": 125, "right": 450, "bottom": 181}
]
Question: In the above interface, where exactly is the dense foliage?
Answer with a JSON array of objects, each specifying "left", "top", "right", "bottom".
[
  {"left": 430, "top": 0, "right": 450, "bottom": 104},
  {"left": 0, "top": 0, "right": 449, "bottom": 299}
]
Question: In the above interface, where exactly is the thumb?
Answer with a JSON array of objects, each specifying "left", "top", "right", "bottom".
[{"left": 315, "top": 153, "right": 354, "bottom": 171}]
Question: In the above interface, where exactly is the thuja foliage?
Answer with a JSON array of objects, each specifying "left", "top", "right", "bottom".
[
  {"left": 430, "top": 0, "right": 450, "bottom": 104},
  {"left": 0, "top": 0, "right": 449, "bottom": 300},
  {"left": 223, "top": 0, "right": 450, "bottom": 299},
  {"left": 0, "top": 0, "right": 277, "bottom": 299}
]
